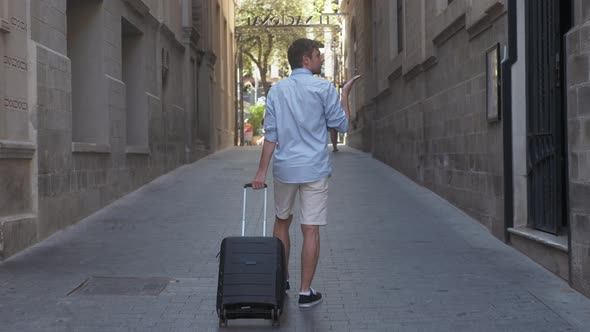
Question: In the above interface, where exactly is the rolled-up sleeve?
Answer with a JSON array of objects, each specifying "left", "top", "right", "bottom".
[
  {"left": 263, "top": 94, "right": 277, "bottom": 142},
  {"left": 324, "top": 84, "right": 349, "bottom": 133}
]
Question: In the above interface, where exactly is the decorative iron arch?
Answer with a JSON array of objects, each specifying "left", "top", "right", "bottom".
[{"left": 234, "top": 15, "right": 346, "bottom": 146}]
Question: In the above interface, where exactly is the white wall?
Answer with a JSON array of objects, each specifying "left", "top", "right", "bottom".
[{"left": 511, "top": 0, "right": 527, "bottom": 228}]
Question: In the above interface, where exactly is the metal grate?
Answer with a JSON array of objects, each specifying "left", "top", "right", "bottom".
[
  {"left": 525, "top": 0, "right": 566, "bottom": 235},
  {"left": 68, "top": 277, "right": 172, "bottom": 296}
]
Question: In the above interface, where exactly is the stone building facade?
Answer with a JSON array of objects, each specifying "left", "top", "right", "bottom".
[
  {"left": 193, "top": 0, "right": 236, "bottom": 151},
  {"left": 342, "top": 0, "right": 590, "bottom": 297},
  {"left": 0, "top": 0, "right": 236, "bottom": 259},
  {"left": 566, "top": 0, "right": 590, "bottom": 297}
]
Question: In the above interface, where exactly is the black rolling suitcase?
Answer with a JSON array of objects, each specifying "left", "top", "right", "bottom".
[{"left": 216, "top": 183, "right": 287, "bottom": 327}]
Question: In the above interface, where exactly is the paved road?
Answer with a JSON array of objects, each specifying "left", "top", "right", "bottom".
[{"left": 1, "top": 145, "right": 590, "bottom": 331}]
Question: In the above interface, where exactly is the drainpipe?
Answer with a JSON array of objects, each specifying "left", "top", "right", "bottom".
[
  {"left": 156, "top": 18, "right": 164, "bottom": 119},
  {"left": 182, "top": 0, "right": 192, "bottom": 163},
  {"left": 502, "top": 0, "right": 517, "bottom": 242}
]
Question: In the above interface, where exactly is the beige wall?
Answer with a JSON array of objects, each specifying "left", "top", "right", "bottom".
[
  {"left": 196, "top": 0, "right": 236, "bottom": 151},
  {"left": 344, "top": 0, "right": 590, "bottom": 300},
  {"left": 0, "top": 0, "right": 37, "bottom": 258},
  {"left": 343, "top": 0, "right": 508, "bottom": 238},
  {"left": 566, "top": 0, "right": 590, "bottom": 298},
  {"left": 0, "top": 0, "right": 236, "bottom": 260},
  {"left": 0, "top": 0, "right": 30, "bottom": 142},
  {"left": 340, "top": 0, "right": 374, "bottom": 151}
]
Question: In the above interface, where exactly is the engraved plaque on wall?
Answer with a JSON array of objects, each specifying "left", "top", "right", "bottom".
[{"left": 0, "top": 0, "right": 29, "bottom": 142}]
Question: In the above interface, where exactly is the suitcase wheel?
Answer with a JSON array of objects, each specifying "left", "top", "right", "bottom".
[
  {"left": 219, "top": 309, "right": 228, "bottom": 328},
  {"left": 271, "top": 308, "right": 280, "bottom": 327}
]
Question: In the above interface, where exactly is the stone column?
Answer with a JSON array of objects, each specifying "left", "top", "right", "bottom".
[{"left": 198, "top": 50, "right": 216, "bottom": 151}]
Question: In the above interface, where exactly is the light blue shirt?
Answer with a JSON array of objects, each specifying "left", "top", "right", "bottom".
[{"left": 264, "top": 68, "right": 349, "bottom": 183}]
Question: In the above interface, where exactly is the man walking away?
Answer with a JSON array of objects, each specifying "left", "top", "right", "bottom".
[{"left": 251, "top": 38, "right": 360, "bottom": 308}]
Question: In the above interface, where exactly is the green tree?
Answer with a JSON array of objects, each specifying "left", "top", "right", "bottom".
[
  {"left": 248, "top": 101, "right": 266, "bottom": 135},
  {"left": 237, "top": 0, "right": 329, "bottom": 95}
]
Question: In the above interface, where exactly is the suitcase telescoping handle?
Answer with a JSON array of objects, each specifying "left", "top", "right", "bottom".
[{"left": 242, "top": 183, "right": 268, "bottom": 237}]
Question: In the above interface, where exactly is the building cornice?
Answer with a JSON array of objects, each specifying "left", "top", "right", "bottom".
[
  {"left": 198, "top": 49, "right": 217, "bottom": 68},
  {"left": 182, "top": 27, "right": 201, "bottom": 51},
  {"left": 160, "top": 23, "right": 185, "bottom": 51},
  {"left": 0, "top": 140, "right": 35, "bottom": 159},
  {"left": 122, "top": 0, "right": 150, "bottom": 17}
]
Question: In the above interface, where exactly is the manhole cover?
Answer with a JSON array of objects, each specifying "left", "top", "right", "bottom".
[{"left": 69, "top": 277, "right": 171, "bottom": 296}]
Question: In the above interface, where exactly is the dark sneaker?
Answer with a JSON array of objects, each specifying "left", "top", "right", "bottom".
[
  {"left": 298, "top": 289, "right": 323, "bottom": 308},
  {"left": 286, "top": 281, "right": 290, "bottom": 291}
]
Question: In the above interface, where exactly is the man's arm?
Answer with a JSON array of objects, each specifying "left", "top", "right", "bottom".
[
  {"left": 341, "top": 75, "right": 362, "bottom": 122},
  {"left": 252, "top": 139, "right": 276, "bottom": 190},
  {"left": 253, "top": 89, "right": 277, "bottom": 190},
  {"left": 340, "top": 89, "right": 351, "bottom": 122},
  {"left": 325, "top": 75, "right": 362, "bottom": 132}
]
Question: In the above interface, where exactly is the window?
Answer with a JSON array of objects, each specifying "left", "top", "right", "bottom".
[
  {"left": 389, "top": 1, "right": 398, "bottom": 57},
  {"left": 397, "top": 0, "right": 404, "bottom": 53},
  {"left": 191, "top": 57, "right": 198, "bottom": 137},
  {"left": 121, "top": 18, "right": 147, "bottom": 149},
  {"left": 222, "top": 20, "right": 227, "bottom": 91},
  {"left": 67, "top": 0, "right": 109, "bottom": 147}
]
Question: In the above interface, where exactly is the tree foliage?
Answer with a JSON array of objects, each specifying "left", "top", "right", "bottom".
[
  {"left": 248, "top": 101, "right": 266, "bottom": 135},
  {"left": 237, "top": 0, "right": 332, "bottom": 95}
]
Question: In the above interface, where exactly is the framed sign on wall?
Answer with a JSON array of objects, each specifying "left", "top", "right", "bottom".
[{"left": 486, "top": 43, "right": 501, "bottom": 122}]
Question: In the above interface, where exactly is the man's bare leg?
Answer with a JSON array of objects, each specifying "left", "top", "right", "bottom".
[
  {"left": 273, "top": 215, "right": 292, "bottom": 279},
  {"left": 300, "top": 224, "right": 320, "bottom": 292},
  {"left": 330, "top": 129, "right": 338, "bottom": 152}
]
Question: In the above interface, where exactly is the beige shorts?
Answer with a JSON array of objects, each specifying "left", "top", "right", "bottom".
[{"left": 273, "top": 177, "right": 329, "bottom": 225}]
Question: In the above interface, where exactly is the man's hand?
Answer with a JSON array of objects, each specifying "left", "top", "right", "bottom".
[
  {"left": 251, "top": 140, "right": 276, "bottom": 190},
  {"left": 342, "top": 75, "right": 361, "bottom": 94},
  {"left": 251, "top": 171, "right": 266, "bottom": 190}
]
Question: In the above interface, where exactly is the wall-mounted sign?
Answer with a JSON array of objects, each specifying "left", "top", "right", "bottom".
[
  {"left": 4, "top": 98, "right": 28, "bottom": 112},
  {"left": 10, "top": 16, "right": 26, "bottom": 32},
  {"left": 4, "top": 55, "right": 27, "bottom": 71},
  {"left": 247, "top": 14, "right": 339, "bottom": 27},
  {"left": 486, "top": 43, "right": 501, "bottom": 122}
]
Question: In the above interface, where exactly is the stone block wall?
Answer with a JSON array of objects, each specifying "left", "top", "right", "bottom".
[
  {"left": 0, "top": 0, "right": 236, "bottom": 259},
  {"left": 373, "top": 96, "right": 424, "bottom": 182},
  {"left": 343, "top": 0, "right": 507, "bottom": 238},
  {"left": 11, "top": 0, "right": 197, "bottom": 257},
  {"left": 35, "top": 42, "right": 75, "bottom": 238},
  {"left": 0, "top": 0, "right": 36, "bottom": 258},
  {"left": 344, "top": 0, "right": 590, "bottom": 297},
  {"left": 421, "top": 17, "right": 506, "bottom": 238},
  {"left": 566, "top": 14, "right": 590, "bottom": 298},
  {"left": 340, "top": 0, "right": 373, "bottom": 152}
]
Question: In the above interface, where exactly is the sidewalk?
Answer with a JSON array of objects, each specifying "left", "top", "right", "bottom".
[{"left": 1, "top": 145, "right": 589, "bottom": 331}]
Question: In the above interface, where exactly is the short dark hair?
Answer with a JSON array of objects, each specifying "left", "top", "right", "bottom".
[{"left": 287, "top": 38, "right": 323, "bottom": 70}]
